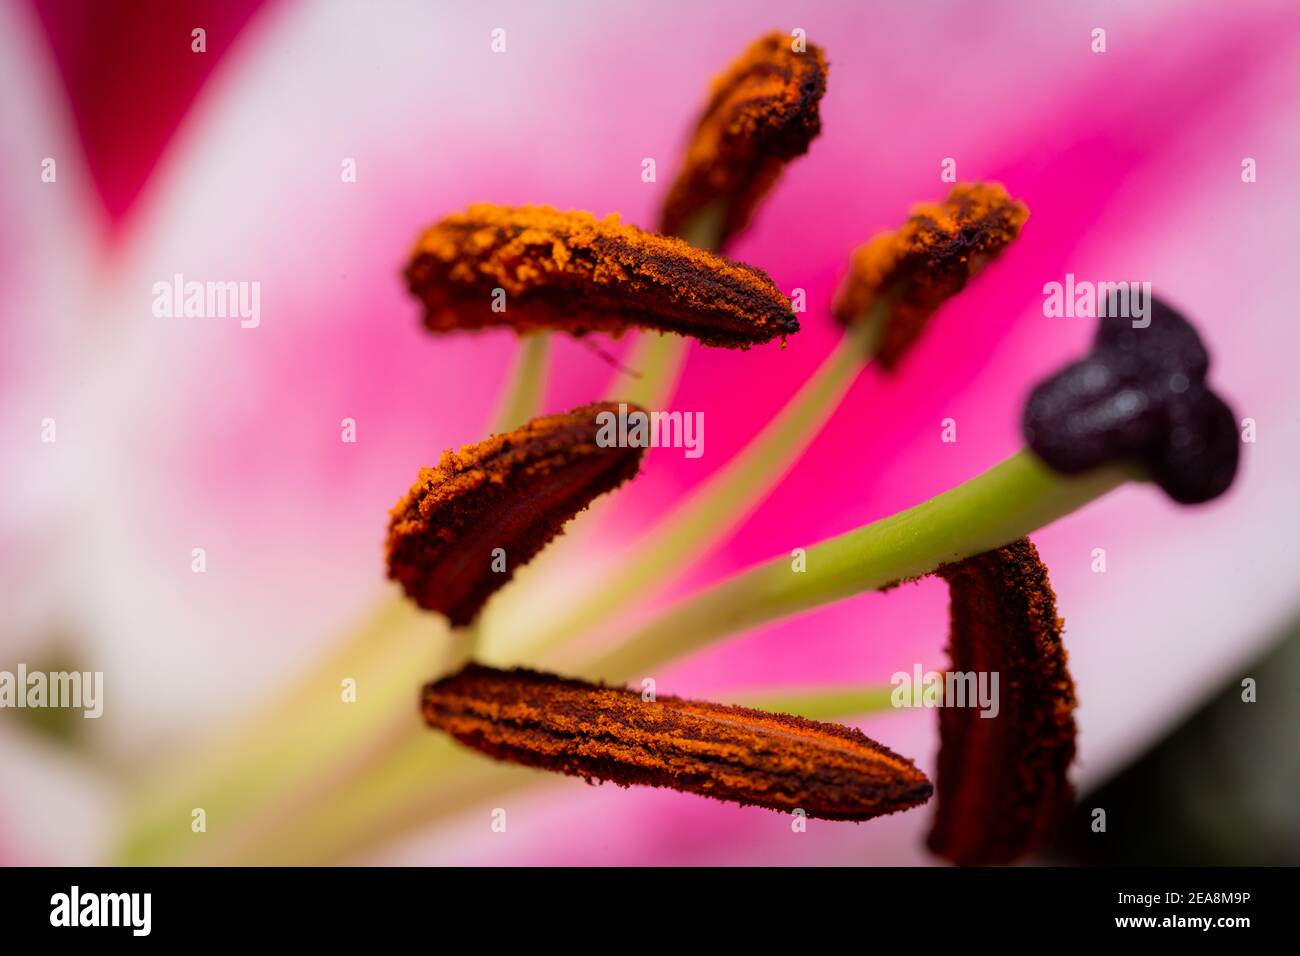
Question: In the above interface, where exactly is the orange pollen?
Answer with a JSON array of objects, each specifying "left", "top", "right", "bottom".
[
  {"left": 660, "top": 31, "right": 828, "bottom": 246},
  {"left": 927, "top": 538, "right": 1077, "bottom": 866},
  {"left": 405, "top": 203, "right": 798, "bottom": 349},
  {"left": 385, "top": 402, "right": 645, "bottom": 627},
  {"left": 832, "top": 182, "right": 1029, "bottom": 369},
  {"left": 423, "top": 663, "right": 933, "bottom": 821}
]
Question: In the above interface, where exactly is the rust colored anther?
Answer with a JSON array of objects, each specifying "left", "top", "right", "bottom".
[
  {"left": 423, "top": 663, "right": 933, "bottom": 821},
  {"left": 833, "top": 183, "right": 1029, "bottom": 369},
  {"left": 386, "top": 402, "right": 645, "bottom": 627},
  {"left": 927, "top": 538, "right": 1077, "bottom": 866},
  {"left": 659, "top": 31, "right": 828, "bottom": 246},
  {"left": 405, "top": 204, "right": 798, "bottom": 349}
]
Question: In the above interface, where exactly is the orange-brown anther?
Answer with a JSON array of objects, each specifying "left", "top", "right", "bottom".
[
  {"left": 386, "top": 403, "right": 645, "bottom": 627},
  {"left": 927, "top": 538, "right": 1077, "bottom": 866},
  {"left": 405, "top": 204, "right": 798, "bottom": 349},
  {"left": 833, "top": 183, "right": 1029, "bottom": 369},
  {"left": 423, "top": 663, "right": 933, "bottom": 820},
  {"left": 660, "top": 32, "right": 828, "bottom": 247}
]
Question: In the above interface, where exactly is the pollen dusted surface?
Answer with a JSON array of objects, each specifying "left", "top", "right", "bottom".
[
  {"left": 660, "top": 31, "right": 828, "bottom": 246},
  {"left": 833, "top": 183, "right": 1029, "bottom": 368},
  {"left": 928, "top": 538, "right": 1077, "bottom": 866},
  {"left": 423, "top": 663, "right": 934, "bottom": 821},
  {"left": 405, "top": 204, "right": 798, "bottom": 348},
  {"left": 386, "top": 402, "right": 645, "bottom": 627}
]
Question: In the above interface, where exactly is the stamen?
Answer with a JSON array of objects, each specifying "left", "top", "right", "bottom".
[
  {"left": 928, "top": 539, "right": 1076, "bottom": 866},
  {"left": 660, "top": 31, "right": 828, "bottom": 245},
  {"left": 386, "top": 402, "right": 645, "bottom": 626},
  {"left": 422, "top": 663, "right": 933, "bottom": 821},
  {"left": 615, "top": 31, "right": 828, "bottom": 407},
  {"left": 405, "top": 204, "right": 798, "bottom": 348},
  {"left": 833, "top": 183, "right": 1029, "bottom": 368}
]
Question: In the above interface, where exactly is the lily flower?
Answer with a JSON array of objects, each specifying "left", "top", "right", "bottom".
[{"left": 2, "top": 2, "right": 1298, "bottom": 869}]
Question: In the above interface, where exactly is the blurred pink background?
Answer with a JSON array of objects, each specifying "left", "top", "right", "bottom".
[{"left": 2, "top": 0, "right": 1298, "bottom": 864}]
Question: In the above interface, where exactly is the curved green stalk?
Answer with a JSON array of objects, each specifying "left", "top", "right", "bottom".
[
  {"left": 493, "top": 333, "right": 551, "bottom": 432},
  {"left": 576, "top": 451, "right": 1135, "bottom": 682}
]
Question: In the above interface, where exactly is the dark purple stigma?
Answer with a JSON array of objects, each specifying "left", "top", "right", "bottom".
[{"left": 1022, "top": 296, "right": 1239, "bottom": 504}]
